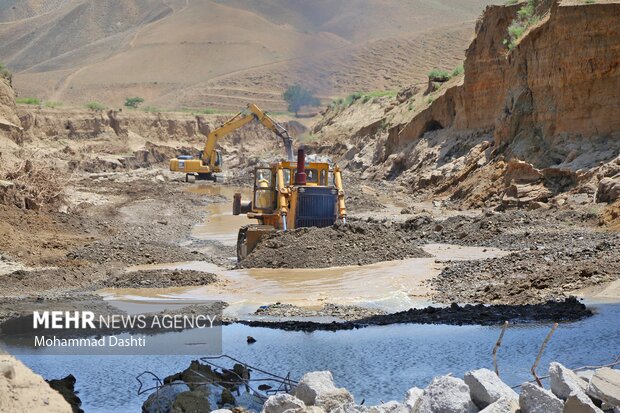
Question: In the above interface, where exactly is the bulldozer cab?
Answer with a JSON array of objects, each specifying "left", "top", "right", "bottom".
[
  {"left": 250, "top": 162, "right": 333, "bottom": 214},
  {"left": 253, "top": 168, "right": 275, "bottom": 212}
]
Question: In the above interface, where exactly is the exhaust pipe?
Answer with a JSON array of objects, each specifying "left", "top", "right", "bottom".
[{"left": 294, "top": 147, "right": 307, "bottom": 186}]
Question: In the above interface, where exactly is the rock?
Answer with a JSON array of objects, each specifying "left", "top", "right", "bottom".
[
  {"left": 212, "top": 410, "right": 233, "bottom": 413},
  {"left": 563, "top": 391, "right": 603, "bottom": 413},
  {"left": 596, "top": 176, "right": 620, "bottom": 203},
  {"left": 464, "top": 368, "right": 518, "bottom": 408},
  {"left": 247, "top": 336, "right": 257, "bottom": 344},
  {"left": 221, "top": 388, "right": 236, "bottom": 405},
  {"left": 142, "top": 381, "right": 190, "bottom": 413},
  {"left": 415, "top": 375, "right": 478, "bottom": 413},
  {"left": 331, "top": 402, "right": 369, "bottom": 413},
  {"left": 576, "top": 371, "right": 595, "bottom": 384},
  {"left": 367, "top": 401, "right": 406, "bottom": 413},
  {"left": 549, "top": 362, "right": 588, "bottom": 400},
  {"left": 478, "top": 396, "right": 519, "bottom": 413},
  {"left": 171, "top": 389, "right": 211, "bottom": 413},
  {"left": 587, "top": 367, "right": 620, "bottom": 407},
  {"left": 519, "top": 382, "right": 563, "bottom": 413},
  {"left": 404, "top": 387, "right": 423, "bottom": 412},
  {"left": 295, "top": 371, "right": 350, "bottom": 406},
  {"left": 263, "top": 394, "right": 306, "bottom": 413},
  {"left": 315, "top": 388, "right": 354, "bottom": 412}
]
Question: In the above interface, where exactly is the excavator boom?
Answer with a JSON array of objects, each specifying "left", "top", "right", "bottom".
[{"left": 170, "top": 103, "right": 294, "bottom": 181}]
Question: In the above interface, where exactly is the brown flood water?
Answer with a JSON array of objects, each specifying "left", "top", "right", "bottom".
[{"left": 100, "top": 184, "right": 509, "bottom": 316}]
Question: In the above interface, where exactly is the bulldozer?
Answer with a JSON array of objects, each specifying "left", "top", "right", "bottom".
[
  {"left": 169, "top": 104, "right": 294, "bottom": 182},
  {"left": 233, "top": 147, "right": 346, "bottom": 260}
]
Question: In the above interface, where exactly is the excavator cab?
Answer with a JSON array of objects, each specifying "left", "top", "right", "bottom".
[{"left": 233, "top": 147, "right": 346, "bottom": 260}]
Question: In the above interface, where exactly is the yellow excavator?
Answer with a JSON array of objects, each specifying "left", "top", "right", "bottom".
[
  {"left": 169, "top": 104, "right": 294, "bottom": 182},
  {"left": 233, "top": 147, "right": 347, "bottom": 260}
]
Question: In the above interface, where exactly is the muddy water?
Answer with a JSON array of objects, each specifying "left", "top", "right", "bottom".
[
  {"left": 189, "top": 185, "right": 252, "bottom": 246},
  {"left": 102, "top": 183, "right": 508, "bottom": 315},
  {"left": 102, "top": 244, "right": 507, "bottom": 318},
  {"left": 10, "top": 301, "right": 620, "bottom": 413}
]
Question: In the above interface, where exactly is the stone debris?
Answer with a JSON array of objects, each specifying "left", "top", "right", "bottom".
[
  {"left": 294, "top": 371, "right": 350, "bottom": 406},
  {"left": 404, "top": 387, "right": 423, "bottom": 412},
  {"left": 262, "top": 393, "right": 306, "bottom": 413},
  {"left": 519, "top": 382, "right": 563, "bottom": 413},
  {"left": 564, "top": 391, "right": 603, "bottom": 413},
  {"left": 549, "top": 362, "right": 589, "bottom": 400},
  {"left": 415, "top": 375, "right": 478, "bottom": 413},
  {"left": 478, "top": 396, "right": 519, "bottom": 413},
  {"left": 464, "top": 368, "right": 518, "bottom": 408},
  {"left": 141, "top": 363, "right": 620, "bottom": 413},
  {"left": 587, "top": 367, "right": 620, "bottom": 407}
]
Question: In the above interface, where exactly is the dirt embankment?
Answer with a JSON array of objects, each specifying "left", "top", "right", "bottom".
[
  {"left": 239, "top": 221, "right": 430, "bottom": 269},
  {"left": 309, "top": 1, "right": 620, "bottom": 221},
  {"left": 0, "top": 355, "right": 73, "bottom": 413}
]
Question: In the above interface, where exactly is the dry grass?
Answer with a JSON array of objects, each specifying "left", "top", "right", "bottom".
[{"left": 0, "top": 152, "right": 69, "bottom": 207}]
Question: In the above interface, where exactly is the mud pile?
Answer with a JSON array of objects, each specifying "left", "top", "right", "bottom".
[
  {"left": 105, "top": 269, "right": 217, "bottom": 288},
  {"left": 239, "top": 222, "right": 430, "bottom": 269}
]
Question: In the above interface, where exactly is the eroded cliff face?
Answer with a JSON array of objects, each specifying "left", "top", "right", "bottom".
[
  {"left": 391, "top": 1, "right": 620, "bottom": 169},
  {"left": 312, "top": 0, "right": 620, "bottom": 212},
  {"left": 0, "top": 78, "right": 22, "bottom": 142}
]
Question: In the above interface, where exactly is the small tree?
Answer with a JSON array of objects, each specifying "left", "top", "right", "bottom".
[
  {"left": 124, "top": 97, "right": 144, "bottom": 109},
  {"left": 283, "top": 85, "right": 320, "bottom": 116}
]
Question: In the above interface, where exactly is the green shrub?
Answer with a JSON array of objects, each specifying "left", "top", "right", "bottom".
[
  {"left": 16, "top": 97, "right": 41, "bottom": 105},
  {"left": 124, "top": 97, "right": 144, "bottom": 109},
  {"left": 428, "top": 69, "right": 451, "bottom": 82},
  {"left": 451, "top": 65, "right": 464, "bottom": 77},
  {"left": 86, "top": 102, "right": 106, "bottom": 111},
  {"left": 504, "top": 0, "right": 541, "bottom": 50}
]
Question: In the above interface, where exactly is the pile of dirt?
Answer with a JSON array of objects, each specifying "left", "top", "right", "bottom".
[
  {"left": 239, "top": 221, "right": 430, "bottom": 269},
  {"left": 0, "top": 355, "right": 73, "bottom": 413},
  {"left": 254, "top": 303, "right": 387, "bottom": 321},
  {"left": 67, "top": 238, "right": 206, "bottom": 266},
  {"left": 433, "top": 239, "right": 620, "bottom": 305},
  {"left": 241, "top": 297, "right": 592, "bottom": 332},
  {"left": 400, "top": 208, "right": 606, "bottom": 251},
  {"left": 105, "top": 269, "right": 217, "bottom": 288}
]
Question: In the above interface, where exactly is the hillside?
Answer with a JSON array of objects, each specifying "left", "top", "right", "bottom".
[
  {"left": 311, "top": 0, "right": 620, "bottom": 215},
  {"left": 0, "top": 0, "right": 496, "bottom": 110}
]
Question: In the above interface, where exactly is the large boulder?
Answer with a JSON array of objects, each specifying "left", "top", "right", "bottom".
[
  {"left": 596, "top": 176, "right": 620, "bottom": 203},
  {"left": 415, "top": 375, "right": 478, "bottom": 413},
  {"left": 549, "top": 363, "right": 588, "bottom": 400},
  {"left": 170, "top": 389, "right": 211, "bottom": 413},
  {"left": 315, "top": 388, "right": 354, "bottom": 412},
  {"left": 294, "top": 371, "right": 353, "bottom": 407},
  {"left": 142, "top": 381, "right": 190, "bottom": 413},
  {"left": 587, "top": 368, "right": 620, "bottom": 407},
  {"left": 262, "top": 393, "right": 306, "bottom": 413},
  {"left": 404, "top": 387, "right": 423, "bottom": 412},
  {"left": 564, "top": 391, "right": 603, "bottom": 413},
  {"left": 464, "top": 368, "right": 518, "bottom": 408},
  {"left": 519, "top": 383, "right": 563, "bottom": 413},
  {"left": 478, "top": 396, "right": 519, "bottom": 413}
]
